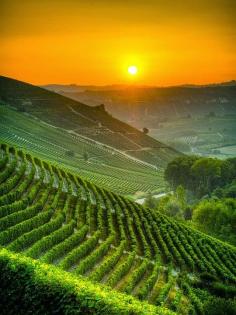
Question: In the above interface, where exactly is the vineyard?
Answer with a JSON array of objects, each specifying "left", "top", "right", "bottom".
[
  {"left": 0, "top": 75, "right": 179, "bottom": 168},
  {"left": 0, "top": 142, "right": 235, "bottom": 314},
  {"left": 0, "top": 104, "right": 167, "bottom": 195}
]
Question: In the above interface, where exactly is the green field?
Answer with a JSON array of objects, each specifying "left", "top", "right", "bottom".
[
  {"left": 0, "top": 76, "right": 182, "bottom": 196},
  {"left": 213, "top": 144, "right": 236, "bottom": 156},
  {"left": 0, "top": 143, "right": 235, "bottom": 314},
  {"left": 0, "top": 75, "right": 179, "bottom": 168},
  {"left": 150, "top": 115, "right": 236, "bottom": 158},
  {"left": 0, "top": 104, "right": 166, "bottom": 195}
]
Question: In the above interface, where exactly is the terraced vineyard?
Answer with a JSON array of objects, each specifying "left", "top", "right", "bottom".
[
  {"left": 0, "top": 104, "right": 165, "bottom": 195},
  {"left": 0, "top": 143, "right": 236, "bottom": 314},
  {"left": 0, "top": 75, "right": 179, "bottom": 168}
]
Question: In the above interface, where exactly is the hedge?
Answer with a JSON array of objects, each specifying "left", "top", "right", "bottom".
[{"left": 0, "top": 248, "right": 174, "bottom": 315}]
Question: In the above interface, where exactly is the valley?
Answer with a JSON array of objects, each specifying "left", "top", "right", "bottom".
[
  {"left": 0, "top": 77, "right": 235, "bottom": 315},
  {"left": 48, "top": 84, "right": 236, "bottom": 158},
  {"left": 1, "top": 1, "right": 235, "bottom": 313}
]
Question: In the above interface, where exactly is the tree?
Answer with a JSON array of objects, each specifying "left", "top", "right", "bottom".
[
  {"left": 164, "top": 156, "right": 199, "bottom": 189},
  {"left": 183, "top": 206, "right": 193, "bottom": 220},
  {"left": 142, "top": 127, "right": 149, "bottom": 134},
  {"left": 191, "top": 158, "right": 223, "bottom": 195},
  {"left": 203, "top": 297, "right": 236, "bottom": 315},
  {"left": 227, "top": 157, "right": 236, "bottom": 179},
  {"left": 208, "top": 111, "right": 216, "bottom": 118},
  {"left": 144, "top": 193, "right": 157, "bottom": 209},
  {"left": 165, "top": 199, "right": 181, "bottom": 218},
  {"left": 175, "top": 185, "right": 187, "bottom": 210},
  {"left": 83, "top": 152, "right": 89, "bottom": 162},
  {"left": 166, "top": 156, "right": 236, "bottom": 197},
  {"left": 95, "top": 104, "right": 105, "bottom": 111},
  {"left": 65, "top": 150, "right": 74, "bottom": 157},
  {"left": 192, "top": 198, "right": 236, "bottom": 245},
  {"left": 17, "top": 106, "right": 26, "bottom": 112},
  {"left": 157, "top": 191, "right": 185, "bottom": 220}
]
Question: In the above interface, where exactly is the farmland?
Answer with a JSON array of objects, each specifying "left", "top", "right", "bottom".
[
  {"left": 0, "top": 76, "right": 179, "bottom": 168},
  {"left": 1, "top": 0, "right": 236, "bottom": 313},
  {"left": 56, "top": 83, "right": 236, "bottom": 159},
  {"left": 0, "top": 143, "right": 235, "bottom": 314},
  {"left": 0, "top": 104, "right": 165, "bottom": 195},
  {"left": 149, "top": 115, "right": 236, "bottom": 158},
  {"left": 0, "top": 76, "right": 182, "bottom": 196}
]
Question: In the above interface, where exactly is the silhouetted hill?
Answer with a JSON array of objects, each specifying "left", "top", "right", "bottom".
[{"left": 42, "top": 82, "right": 236, "bottom": 124}]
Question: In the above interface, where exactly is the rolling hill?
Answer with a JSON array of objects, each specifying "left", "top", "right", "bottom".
[
  {"left": 0, "top": 76, "right": 180, "bottom": 196},
  {"left": 0, "top": 143, "right": 235, "bottom": 314},
  {"left": 0, "top": 76, "right": 179, "bottom": 165},
  {"left": 49, "top": 83, "right": 236, "bottom": 123},
  {"left": 0, "top": 104, "right": 164, "bottom": 195},
  {"left": 48, "top": 83, "right": 236, "bottom": 157}
]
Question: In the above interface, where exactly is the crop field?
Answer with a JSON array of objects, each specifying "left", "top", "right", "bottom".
[
  {"left": 212, "top": 145, "right": 236, "bottom": 156},
  {"left": 0, "top": 104, "right": 166, "bottom": 195},
  {"left": 150, "top": 116, "right": 236, "bottom": 157},
  {"left": 0, "top": 75, "right": 180, "bottom": 170},
  {"left": 0, "top": 143, "right": 235, "bottom": 314}
]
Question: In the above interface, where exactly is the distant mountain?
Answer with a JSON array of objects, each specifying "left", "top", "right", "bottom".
[
  {"left": 180, "top": 80, "right": 236, "bottom": 88},
  {"left": 42, "top": 80, "right": 236, "bottom": 92},
  {"left": 41, "top": 84, "right": 129, "bottom": 93},
  {"left": 42, "top": 82, "right": 236, "bottom": 127}
]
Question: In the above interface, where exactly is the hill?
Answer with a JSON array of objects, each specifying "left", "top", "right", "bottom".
[
  {"left": 0, "top": 76, "right": 179, "bottom": 167},
  {"left": 0, "top": 104, "right": 166, "bottom": 195},
  {"left": 42, "top": 83, "right": 236, "bottom": 122},
  {"left": 0, "top": 143, "right": 235, "bottom": 314},
  {"left": 49, "top": 84, "right": 236, "bottom": 157}
]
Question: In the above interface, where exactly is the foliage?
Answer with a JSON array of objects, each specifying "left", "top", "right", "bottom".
[
  {"left": 83, "top": 151, "right": 89, "bottom": 162},
  {"left": 0, "top": 248, "right": 172, "bottom": 315},
  {"left": 164, "top": 156, "right": 199, "bottom": 191},
  {"left": 192, "top": 198, "right": 236, "bottom": 245},
  {"left": 165, "top": 156, "right": 236, "bottom": 197},
  {"left": 65, "top": 150, "right": 75, "bottom": 157},
  {"left": 213, "top": 180, "right": 236, "bottom": 198},
  {"left": 143, "top": 127, "right": 149, "bottom": 134},
  {"left": 0, "top": 94, "right": 179, "bottom": 195},
  {"left": 203, "top": 297, "right": 236, "bottom": 315},
  {"left": 154, "top": 186, "right": 188, "bottom": 220},
  {"left": 0, "top": 143, "right": 236, "bottom": 314},
  {"left": 144, "top": 192, "right": 158, "bottom": 209}
]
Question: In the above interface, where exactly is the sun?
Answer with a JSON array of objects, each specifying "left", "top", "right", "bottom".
[{"left": 128, "top": 65, "right": 138, "bottom": 75}]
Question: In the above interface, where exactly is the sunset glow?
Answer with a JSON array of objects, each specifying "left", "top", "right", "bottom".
[
  {"left": 128, "top": 66, "right": 138, "bottom": 76},
  {"left": 0, "top": 1, "right": 235, "bottom": 85}
]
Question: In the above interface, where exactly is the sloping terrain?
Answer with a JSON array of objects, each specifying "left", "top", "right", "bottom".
[
  {"left": 51, "top": 84, "right": 236, "bottom": 157},
  {"left": 55, "top": 84, "right": 236, "bottom": 123},
  {"left": 0, "top": 143, "right": 235, "bottom": 314},
  {"left": 0, "top": 104, "right": 164, "bottom": 195},
  {"left": 0, "top": 76, "right": 179, "bottom": 168}
]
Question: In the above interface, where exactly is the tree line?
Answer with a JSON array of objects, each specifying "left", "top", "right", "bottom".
[{"left": 164, "top": 155, "right": 236, "bottom": 198}]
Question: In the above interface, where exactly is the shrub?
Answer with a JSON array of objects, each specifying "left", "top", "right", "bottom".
[{"left": 0, "top": 248, "right": 171, "bottom": 315}]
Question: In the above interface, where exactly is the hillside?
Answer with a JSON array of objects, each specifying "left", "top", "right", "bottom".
[
  {"left": 0, "top": 143, "right": 235, "bottom": 314},
  {"left": 0, "top": 76, "right": 179, "bottom": 167},
  {"left": 52, "top": 84, "right": 236, "bottom": 122},
  {"left": 0, "top": 104, "right": 166, "bottom": 195},
  {"left": 50, "top": 84, "right": 236, "bottom": 157}
]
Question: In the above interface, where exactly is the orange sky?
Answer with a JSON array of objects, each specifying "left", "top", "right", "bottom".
[{"left": 0, "top": 0, "right": 235, "bottom": 86}]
